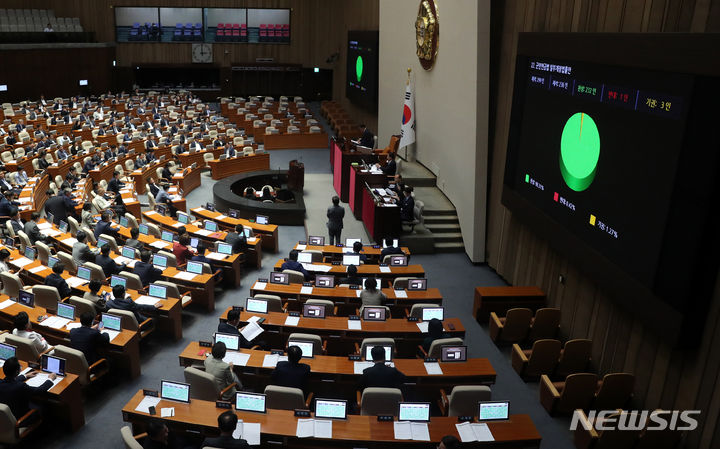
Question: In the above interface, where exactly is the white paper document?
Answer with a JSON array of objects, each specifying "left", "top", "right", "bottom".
[
  {"left": 423, "top": 362, "right": 443, "bottom": 375},
  {"left": 300, "top": 286, "right": 313, "bottom": 295},
  {"left": 295, "top": 419, "right": 332, "bottom": 438},
  {"left": 253, "top": 282, "right": 267, "bottom": 290},
  {"left": 37, "top": 222, "right": 53, "bottom": 230},
  {"left": 26, "top": 373, "right": 63, "bottom": 388},
  {"left": 301, "top": 263, "right": 332, "bottom": 273},
  {"left": 247, "top": 316, "right": 262, "bottom": 323},
  {"left": 262, "top": 354, "right": 288, "bottom": 368},
  {"left": 393, "top": 421, "right": 412, "bottom": 440},
  {"left": 102, "top": 329, "right": 120, "bottom": 342},
  {"left": 348, "top": 320, "right": 362, "bottom": 330},
  {"left": 160, "top": 407, "right": 175, "bottom": 417},
  {"left": 135, "top": 296, "right": 161, "bottom": 306},
  {"left": 135, "top": 396, "right": 162, "bottom": 413},
  {"left": 43, "top": 229, "right": 62, "bottom": 237},
  {"left": 215, "top": 214, "right": 227, "bottom": 220},
  {"left": 455, "top": 422, "right": 495, "bottom": 442},
  {"left": 195, "top": 229, "right": 212, "bottom": 236},
  {"left": 28, "top": 265, "right": 46, "bottom": 273},
  {"left": 66, "top": 277, "right": 87, "bottom": 288},
  {"left": 393, "top": 421, "right": 430, "bottom": 441},
  {"left": 353, "top": 361, "right": 374, "bottom": 374},
  {"left": 205, "top": 252, "right": 227, "bottom": 261},
  {"left": 248, "top": 237, "right": 258, "bottom": 243},
  {"left": 296, "top": 244, "right": 306, "bottom": 251},
  {"left": 394, "top": 290, "right": 408, "bottom": 298},
  {"left": 66, "top": 322, "right": 82, "bottom": 330},
  {"left": 240, "top": 321, "right": 264, "bottom": 342},
  {"left": 12, "top": 257, "right": 33, "bottom": 267},
  {"left": 150, "top": 241, "right": 168, "bottom": 249},
  {"left": 416, "top": 322, "right": 429, "bottom": 333},
  {"left": 61, "top": 237, "right": 78, "bottom": 246},
  {"left": 223, "top": 351, "right": 251, "bottom": 366},
  {"left": 174, "top": 271, "right": 197, "bottom": 281},
  {"left": 0, "top": 299, "right": 15, "bottom": 310},
  {"left": 233, "top": 421, "right": 261, "bottom": 446},
  {"left": 284, "top": 316, "right": 300, "bottom": 326},
  {"left": 379, "top": 266, "right": 392, "bottom": 273}
]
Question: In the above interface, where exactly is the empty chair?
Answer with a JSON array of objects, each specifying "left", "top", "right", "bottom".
[
  {"left": 120, "top": 426, "right": 144, "bottom": 449},
  {"left": 184, "top": 366, "right": 235, "bottom": 401},
  {"left": 540, "top": 372, "right": 598, "bottom": 415},
  {"left": 438, "top": 385, "right": 492, "bottom": 416},
  {"left": 5, "top": 334, "right": 45, "bottom": 361},
  {"left": 489, "top": 308, "right": 533, "bottom": 343},
  {"left": 57, "top": 251, "right": 77, "bottom": 274},
  {"left": 305, "top": 299, "right": 336, "bottom": 316},
  {"left": 16, "top": 231, "right": 31, "bottom": 253},
  {"left": 67, "top": 217, "right": 80, "bottom": 236},
  {"left": 511, "top": 339, "right": 562, "bottom": 379},
  {"left": 98, "top": 234, "right": 119, "bottom": 253},
  {"left": 252, "top": 294, "right": 284, "bottom": 312},
  {"left": 424, "top": 337, "right": 464, "bottom": 359},
  {"left": 264, "top": 385, "right": 310, "bottom": 410},
  {"left": 52, "top": 345, "right": 108, "bottom": 386},
  {"left": 555, "top": 339, "right": 592, "bottom": 378},
  {"left": 145, "top": 223, "right": 161, "bottom": 238},
  {"left": 157, "top": 250, "right": 177, "bottom": 268},
  {"left": 594, "top": 373, "right": 634, "bottom": 410},
  {"left": 203, "top": 152, "right": 214, "bottom": 166},
  {"left": 359, "top": 387, "right": 402, "bottom": 416},
  {"left": 124, "top": 213, "right": 139, "bottom": 229},
  {"left": 528, "top": 308, "right": 561, "bottom": 342},
  {"left": 0, "top": 403, "right": 41, "bottom": 445},
  {"left": 32, "top": 285, "right": 62, "bottom": 312},
  {"left": 287, "top": 333, "right": 325, "bottom": 356},
  {"left": 634, "top": 410, "right": 685, "bottom": 449},
  {"left": 282, "top": 269, "right": 305, "bottom": 284},
  {"left": 107, "top": 308, "right": 155, "bottom": 340},
  {"left": 118, "top": 271, "right": 143, "bottom": 291},
  {"left": 83, "top": 262, "right": 107, "bottom": 281},
  {"left": 243, "top": 146, "right": 254, "bottom": 156}
]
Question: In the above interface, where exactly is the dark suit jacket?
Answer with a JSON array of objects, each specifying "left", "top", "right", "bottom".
[
  {"left": 0, "top": 375, "right": 53, "bottom": 418},
  {"left": 338, "top": 276, "right": 363, "bottom": 286},
  {"left": 106, "top": 296, "right": 155, "bottom": 323},
  {"left": 217, "top": 322, "right": 253, "bottom": 349},
  {"left": 44, "top": 272, "right": 72, "bottom": 298},
  {"left": 381, "top": 159, "right": 397, "bottom": 176},
  {"left": 69, "top": 325, "right": 110, "bottom": 364},
  {"left": 359, "top": 129, "right": 374, "bottom": 148},
  {"left": 358, "top": 362, "right": 406, "bottom": 391},
  {"left": 224, "top": 232, "right": 247, "bottom": 254},
  {"left": 380, "top": 246, "right": 404, "bottom": 258},
  {"left": 44, "top": 194, "right": 76, "bottom": 224},
  {"left": 326, "top": 205, "right": 345, "bottom": 231},
  {"left": 107, "top": 178, "right": 123, "bottom": 193},
  {"left": 95, "top": 253, "right": 122, "bottom": 277},
  {"left": 94, "top": 220, "right": 118, "bottom": 240},
  {"left": 200, "top": 435, "right": 250, "bottom": 449},
  {"left": 280, "top": 260, "right": 310, "bottom": 280},
  {"left": 400, "top": 195, "right": 415, "bottom": 222},
  {"left": 134, "top": 261, "right": 162, "bottom": 286},
  {"left": 271, "top": 361, "right": 311, "bottom": 392},
  {"left": 126, "top": 239, "right": 144, "bottom": 250}
]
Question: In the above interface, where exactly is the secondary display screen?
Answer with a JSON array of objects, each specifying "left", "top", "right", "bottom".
[
  {"left": 315, "top": 399, "right": 347, "bottom": 419},
  {"left": 398, "top": 402, "right": 430, "bottom": 422},
  {"left": 504, "top": 56, "right": 692, "bottom": 289},
  {"left": 346, "top": 31, "right": 378, "bottom": 111},
  {"left": 236, "top": 392, "right": 266, "bottom": 413},
  {"left": 161, "top": 380, "right": 191, "bottom": 403}
]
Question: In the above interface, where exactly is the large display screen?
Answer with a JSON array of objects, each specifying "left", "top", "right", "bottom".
[{"left": 346, "top": 30, "right": 378, "bottom": 111}]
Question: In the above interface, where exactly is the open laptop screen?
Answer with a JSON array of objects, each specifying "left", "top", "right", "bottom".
[
  {"left": 186, "top": 261, "right": 203, "bottom": 274},
  {"left": 148, "top": 284, "right": 167, "bottom": 299},
  {"left": 315, "top": 399, "right": 348, "bottom": 419},
  {"left": 77, "top": 266, "right": 92, "bottom": 280},
  {"left": 342, "top": 254, "right": 360, "bottom": 266},
  {"left": 57, "top": 303, "right": 75, "bottom": 320},
  {"left": 101, "top": 313, "right": 122, "bottom": 331},
  {"left": 345, "top": 238, "right": 361, "bottom": 248},
  {"left": 121, "top": 246, "right": 136, "bottom": 259},
  {"left": 398, "top": 402, "right": 431, "bottom": 422},
  {"left": 246, "top": 298, "right": 268, "bottom": 314},
  {"left": 390, "top": 255, "right": 408, "bottom": 266},
  {"left": 288, "top": 340, "right": 314, "bottom": 358},
  {"left": 235, "top": 392, "right": 266, "bottom": 413},
  {"left": 408, "top": 279, "right": 427, "bottom": 291},
  {"left": 110, "top": 275, "right": 127, "bottom": 288},
  {"left": 18, "top": 291, "right": 34, "bottom": 307},
  {"left": 217, "top": 242, "right": 232, "bottom": 255},
  {"left": 297, "top": 252, "right": 313, "bottom": 263},
  {"left": 214, "top": 332, "right": 240, "bottom": 351},
  {"left": 364, "top": 345, "right": 392, "bottom": 361},
  {"left": 255, "top": 215, "right": 268, "bottom": 225},
  {"left": 479, "top": 401, "right": 510, "bottom": 421},
  {"left": 41, "top": 354, "right": 66, "bottom": 376},
  {"left": 0, "top": 343, "right": 16, "bottom": 361},
  {"left": 270, "top": 272, "right": 289, "bottom": 284},
  {"left": 362, "top": 307, "right": 387, "bottom": 321},
  {"left": 421, "top": 307, "right": 444, "bottom": 321},
  {"left": 160, "top": 380, "right": 191, "bottom": 403}
]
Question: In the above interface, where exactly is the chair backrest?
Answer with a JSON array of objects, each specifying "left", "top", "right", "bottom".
[
  {"left": 392, "top": 277, "right": 421, "bottom": 289},
  {"left": 124, "top": 213, "right": 139, "bottom": 229},
  {"left": 4, "top": 220, "right": 14, "bottom": 238},
  {"left": 595, "top": 373, "right": 635, "bottom": 410},
  {"left": 146, "top": 223, "right": 161, "bottom": 237},
  {"left": 158, "top": 250, "right": 177, "bottom": 267},
  {"left": 287, "top": 333, "right": 322, "bottom": 355},
  {"left": 305, "top": 299, "right": 335, "bottom": 316},
  {"left": 98, "top": 234, "right": 119, "bottom": 253},
  {"left": 447, "top": 385, "right": 492, "bottom": 416},
  {"left": 254, "top": 294, "right": 283, "bottom": 312},
  {"left": 528, "top": 308, "right": 561, "bottom": 341},
  {"left": 155, "top": 167, "right": 164, "bottom": 180},
  {"left": 5, "top": 334, "right": 40, "bottom": 361},
  {"left": 0, "top": 403, "right": 20, "bottom": 444},
  {"left": 67, "top": 216, "right": 80, "bottom": 236},
  {"left": 0, "top": 272, "right": 23, "bottom": 298},
  {"left": 359, "top": 338, "right": 395, "bottom": 359},
  {"left": 120, "top": 426, "right": 144, "bottom": 449},
  {"left": 556, "top": 339, "right": 592, "bottom": 377},
  {"left": 69, "top": 296, "right": 97, "bottom": 316},
  {"left": 557, "top": 373, "right": 598, "bottom": 414},
  {"left": 108, "top": 308, "right": 139, "bottom": 330},
  {"left": 427, "top": 337, "right": 464, "bottom": 359},
  {"left": 16, "top": 231, "right": 31, "bottom": 252},
  {"left": 154, "top": 281, "right": 181, "bottom": 299},
  {"left": 119, "top": 271, "right": 143, "bottom": 291},
  {"left": 57, "top": 251, "right": 77, "bottom": 273},
  {"left": 525, "top": 339, "right": 562, "bottom": 377},
  {"left": 360, "top": 387, "right": 403, "bottom": 416},
  {"left": 183, "top": 366, "right": 219, "bottom": 401},
  {"left": 147, "top": 192, "right": 156, "bottom": 209},
  {"left": 282, "top": 269, "right": 305, "bottom": 284},
  {"left": 32, "top": 285, "right": 61, "bottom": 311},
  {"left": 264, "top": 385, "right": 306, "bottom": 410},
  {"left": 34, "top": 241, "right": 51, "bottom": 266},
  {"left": 498, "top": 308, "right": 533, "bottom": 342},
  {"left": 53, "top": 344, "right": 90, "bottom": 385},
  {"left": 408, "top": 303, "right": 440, "bottom": 319},
  {"left": 84, "top": 262, "right": 107, "bottom": 281}
]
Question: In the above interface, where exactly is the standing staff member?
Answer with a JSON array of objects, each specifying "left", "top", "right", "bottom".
[{"left": 326, "top": 195, "right": 344, "bottom": 246}]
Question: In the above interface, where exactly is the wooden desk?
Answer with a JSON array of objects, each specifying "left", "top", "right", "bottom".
[
  {"left": 264, "top": 132, "right": 328, "bottom": 150},
  {"left": 292, "top": 243, "right": 410, "bottom": 263},
  {"left": 128, "top": 153, "right": 173, "bottom": 195},
  {"left": 172, "top": 164, "right": 202, "bottom": 194},
  {"left": 178, "top": 344, "right": 496, "bottom": 398},
  {"left": 362, "top": 185, "right": 401, "bottom": 244},
  {"left": 472, "top": 286, "right": 546, "bottom": 323},
  {"left": 219, "top": 308, "right": 464, "bottom": 357},
  {"left": 17, "top": 175, "right": 49, "bottom": 221},
  {"left": 191, "top": 207, "right": 280, "bottom": 253},
  {"left": 349, "top": 165, "right": 387, "bottom": 219},
  {"left": 122, "top": 390, "right": 541, "bottom": 448},
  {"left": 250, "top": 281, "right": 443, "bottom": 316},
  {"left": 207, "top": 152, "right": 270, "bottom": 180},
  {"left": 177, "top": 147, "right": 222, "bottom": 168},
  {"left": 272, "top": 260, "right": 425, "bottom": 280},
  {"left": 162, "top": 267, "right": 216, "bottom": 312},
  {"left": 0, "top": 358, "right": 85, "bottom": 431}
]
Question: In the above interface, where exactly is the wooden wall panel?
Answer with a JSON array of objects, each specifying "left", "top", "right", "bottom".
[{"left": 487, "top": 1, "right": 720, "bottom": 447}]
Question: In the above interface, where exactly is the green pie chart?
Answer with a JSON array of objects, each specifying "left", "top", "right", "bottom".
[
  {"left": 559, "top": 112, "right": 600, "bottom": 192},
  {"left": 356, "top": 56, "right": 363, "bottom": 82}
]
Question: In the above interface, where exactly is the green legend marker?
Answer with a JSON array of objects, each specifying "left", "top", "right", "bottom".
[
  {"left": 356, "top": 56, "right": 363, "bottom": 82},
  {"left": 525, "top": 174, "right": 529, "bottom": 183},
  {"left": 559, "top": 112, "right": 600, "bottom": 192}
]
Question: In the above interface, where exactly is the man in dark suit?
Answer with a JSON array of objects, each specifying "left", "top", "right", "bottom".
[
  {"left": 381, "top": 238, "right": 404, "bottom": 259},
  {"left": 217, "top": 308, "right": 253, "bottom": 349},
  {"left": 0, "top": 190, "right": 12, "bottom": 218},
  {"left": 358, "top": 346, "right": 406, "bottom": 391},
  {"left": 72, "top": 230, "right": 97, "bottom": 266},
  {"left": 44, "top": 189, "right": 77, "bottom": 225},
  {"left": 0, "top": 357, "right": 55, "bottom": 424},
  {"left": 224, "top": 224, "right": 248, "bottom": 254},
  {"left": 380, "top": 152, "right": 397, "bottom": 176},
  {"left": 200, "top": 411, "right": 250, "bottom": 449},
  {"left": 134, "top": 250, "right": 163, "bottom": 286},
  {"left": 280, "top": 250, "right": 310, "bottom": 281},
  {"left": 326, "top": 195, "right": 344, "bottom": 246},
  {"left": 107, "top": 171, "right": 125, "bottom": 194},
  {"left": 400, "top": 187, "right": 415, "bottom": 222},
  {"left": 358, "top": 124, "right": 374, "bottom": 148},
  {"left": 94, "top": 211, "right": 119, "bottom": 241},
  {"left": 270, "top": 345, "right": 311, "bottom": 394},
  {"left": 95, "top": 243, "right": 125, "bottom": 277},
  {"left": 337, "top": 264, "right": 363, "bottom": 286},
  {"left": 106, "top": 285, "right": 156, "bottom": 324},
  {"left": 8, "top": 208, "right": 23, "bottom": 234},
  {"left": 44, "top": 261, "right": 72, "bottom": 298},
  {"left": 125, "top": 227, "right": 144, "bottom": 250},
  {"left": 69, "top": 312, "right": 110, "bottom": 364}
]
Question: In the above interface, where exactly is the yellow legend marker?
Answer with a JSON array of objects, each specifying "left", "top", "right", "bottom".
[{"left": 589, "top": 214, "right": 596, "bottom": 226}]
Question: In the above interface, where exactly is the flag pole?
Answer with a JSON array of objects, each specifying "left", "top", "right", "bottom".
[{"left": 405, "top": 67, "right": 411, "bottom": 160}]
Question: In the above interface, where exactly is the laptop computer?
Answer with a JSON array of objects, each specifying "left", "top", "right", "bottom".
[
  {"left": 342, "top": 254, "right": 360, "bottom": 266},
  {"left": 398, "top": 402, "right": 431, "bottom": 422},
  {"left": 0, "top": 343, "right": 16, "bottom": 362},
  {"left": 345, "top": 238, "right": 361, "bottom": 248},
  {"left": 228, "top": 209, "right": 239, "bottom": 218},
  {"left": 270, "top": 272, "right": 289, "bottom": 285},
  {"left": 138, "top": 223, "right": 149, "bottom": 235},
  {"left": 243, "top": 228, "right": 252, "bottom": 238},
  {"left": 365, "top": 344, "right": 392, "bottom": 361},
  {"left": 302, "top": 304, "right": 325, "bottom": 319},
  {"left": 214, "top": 332, "right": 240, "bottom": 351},
  {"left": 235, "top": 392, "right": 266, "bottom": 413},
  {"left": 362, "top": 307, "right": 387, "bottom": 321},
  {"left": 41, "top": 354, "right": 66, "bottom": 376},
  {"left": 408, "top": 279, "right": 427, "bottom": 291},
  {"left": 297, "top": 252, "right": 313, "bottom": 263},
  {"left": 441, "top": 345, "right": 468, "bottom": 362},
  {"left": 421, "top": 307, "right": 444, "bottom": 321},
  {"left": 77, "top": 266, "right": 92, "bottom": 281},
  {"left": 121, "top": 246, "right": 137, "bottom": 259},
  {"left": 97, "top": 238, "right": 109, "bottom": 250},
  {"left": 315, "top": 275, "right": 334, "bottom": 288},
  {"left": 205, "top": 202, "right": 215, "bottom": 211},
  {"left": 161, "top": 231, "right": 174, "bottom": 242},
  {"left": 155, "top": 204, "right": 167, "bottom": 216},
  {"left": 148, "top": 284, "right": 167, "bottom": 299},
  {"left": 101, "top": 313, "right": 122, "bottom": 331},
  {"left": 57, "top": 303, "right": 75, "bottom": 320},
  {"left": 204, "top": 220, "right": 218, "bottom": 232},
  {"left": 255, "top": 215, "right": 268, "bottom": 225},
  {"left": 160, "top": 380, "right": 191, "bottom": 403},
  {"left": 217, "top": 242, "right": 233, "bottom": 255},
  {"left": 190, "top": 237, "right": 199, "bottom": 248},
  {"left": 287, "top": 340, "right": 314, "bottom": 358},
  {"left": 48, "top": 256, "right": 59, "bottom": 268},
  {"left": 308, "top": 236, "right": 325, "bottom": 245},
  {"left": 177, "top": 212, "right": 189, "bottom": 224},
  {"left": 58, "top": 220, "right": 69, "bottom": 233},
  {"left": 119, "top": 216, "right": 129, "bottom": 228},
  {"left": 478, "top": 401, "right": 510, "bottom": 421},
  {"left": 315, "top": 399, "right": 348, "bottom": 419},
  {"left": 186, "top": 261, "right": 203, "bottom": 274},
  {"left": 152, "top": 254, "right": 168, "bottom": 269},
  {"left": 390, "top": 255, "right": 408, "bottom": 266},
  {"left": 110, "top": 275, "right": 127, "bottom": 288},
  {"left": 18, "top": 291, "right": 34, "bottom": 307},
  {"left": 24, "top": 246, "right": 36, "bottom": 260},
  {"left": 245, "top": 298, "right": 268, "bottom": 314}
]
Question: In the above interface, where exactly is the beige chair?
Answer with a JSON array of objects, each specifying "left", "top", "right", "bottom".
[
  {"left": 511, "top": 339, "right": 562, "bottom": 379},
  {"left": 438, "top": 385, "right": 492, "bottom": 416},
  {"left": 408, "top": 303, "right": 441, "bottom": 319},
  {"left": 5, "top": 334, "right": 46, "bottom": 361},
  {"left": 357, "top": 338, "right": 395, "bottom": 359},
  {"left": 16, "top": 231, "right": 31, "bottom": 253},
  {"left": 67, "top": 216, "right": 80, "bottom": 236},
  {"left": 0, "top": 403, "right": 42, "bottom": 445},
  {"left": 107, "top": 308, "right": 155, "bottom": 340},
  {"left": 392, "top": 277, "right": 421, "bottom": 290},
  {"left": 358, "top": 305, "right": 391, "bottom": 320},
  {"left": 528, "top": 308, "right": 561, "bottom": 342},
  {"left": 32, "top": 285, "right": 62, "bottom": 311},
  {"left": 98, "top": 234, "right": 119, "bottom": 253},
  {"left": 287, "top": 333, "right": 325, "bottom": 356},
  {"left": 146, "top": 192, "right": 156, "bottom": 210},
  {"left": 4, "top": 220, "right": 15, "bottom": 238},
  {"left": 251, "top": 294, "right": 284, "bottom": 313},
  {"left": 68, "top": 296, "right": 98, "bottom": 317},
  {"left": 264, "top": 385, "right": 311, "bottom": 410},
  {"left": 35, "top": 241, "right": 52, "bottom": 265},
  {"left": 203, "top": 152, "right": 214, "bottom": 167},
  {"left": 489, "top": 308, "right": 533, "bottom": 343},
  {"left": 57, "top": 251, "right": 77, "bottom": 274},
  {"left": 0, "top": 151, "right": 13, "bottom": 164},
  {"left": 82, "top": 227, "right": 97, "bottom": 245},
  {"left": 125, "top": 159, "right": 134, "bottom": 172},
  {"left": 573, "top": 410, "right": 642, "bottom": 449},
  {"left": 52, "top": 344, "right": 108, "bottom": 386},
  {"left": 0, "top": 272, "right": 24, "bottom": 298},
  {"left": 157, "top": 250, "right": 177, "bottom": 267},
  {"left": 424, "top": 337, "right": 464, "bottom": 359},
  {"left": 120, "top": 426, "right": 144, "bottom": 449},
  {"left": 118, "top": 271, "right": 143, "bottom": 291},
  {"left": 183, "top": 366, "right": 236, "bottom": 401},
  {"left": 594, "top": 373, "right": 634, "bottom": 410},
  {"left": 359, "top": 387, "right": 403, "bottom": 416},
  {"left": 556, "top": 339, "right": 592, "bottom": 378},
  {"left": 83, "top": 262, "right": 107, "bottom": 281},
  {"left": 305, "top": 299, "right": 336, "bottom": 316},
  {"left": 540, "top": 373, "right": 598, "bottom": 415},
  {"left": 282, "top": 269, "right": 305, "bottom": 284},
  {"left": 154, "top": 281, "right": 192, "bottom": 308},
  {"left": 124, "top": 213, "right": 139, "bottom": 229}
]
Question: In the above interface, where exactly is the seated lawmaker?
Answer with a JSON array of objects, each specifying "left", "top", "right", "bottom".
[
  {"left": 351, "top": 241, "right": 368, "bottom": 263},
  {"left": 224, "top": 224, "right": 248, "bottom": 254},
  {"left": 134, "top": 250, "right": 163, "bottom": 286},
  {"left": 421, "top": 318, "right": 450, "bottom": 354},
  {"left": 360, "top": 278, "right": 386, "bottom": 306},
  {"left": 217, "top": 308, "right": 253, "bottom": 349},
  {"left": 204, "top": 342, "right": 242, "bottom": 401},
  {"left": 69, "top": 311, "right": 110, "bottom": 364},
  {"left": 106, "top": 284, "right": 157, "bottom": 324},
  {"left": 0, "top": 357, "right": 56, "bottom": 425},
  {"left": 338, "top": 264, "right": 362, "bottom": 286},
  {"left": 357, "top": 124, "right": 374, "bottom": 148},
  {"left": 201, "top": 411, "right": 250, "bottom": 449},
  {"left": 96, "top": 243, "right": 125, "bottom": 277},
  {"left": 375, "top": 152, "right": 397, "bottom": 176},
  {"left": 358, "top": 345, "right": 406, "bottom": 391},
  {"left": 191, "top": 242, "right": 215, "bottom": 273},
  {"left": 380, "top": 238, "right": 404, "bottom": 258},
  {"left": 13, "top": 311, "right": 51, "bottom": 353},
  {"left": 280, "top": 250, "right": 309, "bottom": 281},
  {"left": 44, "top": 261, "right": 72, "bottom": 298},
  {"left": 125, "top": 227, "right": 144, "bottom": 250},
  {"left": 95, "top": 211, "right": 119, "bottom": 240},
  {"left": 270, "top": 345, "right": 310, "bottom": 394}
]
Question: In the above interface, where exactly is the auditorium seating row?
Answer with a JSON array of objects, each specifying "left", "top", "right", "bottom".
[
  {"left": 321, "top": 100, "right": 364, "bottom": 142},
  {"left": 0, "top": 9, "right": 82, "bottom": 33}
]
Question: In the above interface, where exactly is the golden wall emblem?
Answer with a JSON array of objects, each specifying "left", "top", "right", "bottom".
[{"left": 415, "top": 0, "right": 439, "bottom": 70}]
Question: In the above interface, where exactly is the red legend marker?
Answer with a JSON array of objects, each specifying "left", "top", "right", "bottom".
[{"left": 553, "top": 192, "right": 559, "bottom": 202}]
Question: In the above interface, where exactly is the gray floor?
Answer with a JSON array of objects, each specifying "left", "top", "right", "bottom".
[{"left": 24, "top": 142, "right": 575, "bottom": 449}]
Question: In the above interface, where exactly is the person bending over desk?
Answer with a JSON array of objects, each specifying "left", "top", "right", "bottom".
[
  {"left": 125, "top": 227, "right": 144, "bottom": 250},
  {"left": 204, "top": 342, "right": 242, "bottom": 401},
  {"left": 280, "top": 250, "right": 310, "bottom": 281},
  {"left": 358, "top": 345, "right": 406, "bottom": 392},
  {"left": 338, "top": 264, "right": 362, "bottom": 287},
  {"left": 201, "top": 411, "right": 251, "bottom": 449},
  {"left": 0, "top": 357, "right": 55, "bottom": 426},
  {"left": 95, "top": 211, "right": 119, "bottom": 241},
  {"left": 70, "top": 311, "right": 110, "bottom": 365},
  {"left": 270, "top": 345, "right": 311, "bottom": 395}
]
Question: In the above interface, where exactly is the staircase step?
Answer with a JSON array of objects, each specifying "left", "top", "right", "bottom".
[
  {"left": 422, "top": 209, "right": 458, "bottom": 217},
  {"left": 424, "top": 216, "right": 459, "bottom": 225},
  {"left": 426, "top": 224, "right": 461, "bottom": 233},
  {"left": 435, "top": 241, "right": 465, "bottom": 252},
  {"left": 431, "top": 232, "right": 464, "bottom": 243}
]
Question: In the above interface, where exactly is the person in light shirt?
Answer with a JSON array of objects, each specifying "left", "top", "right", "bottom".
[{"left": 12, "top": 311, "right": 51, "bottom": 353}]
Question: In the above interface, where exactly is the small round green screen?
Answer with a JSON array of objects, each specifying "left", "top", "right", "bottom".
[
  {"left": 355, "top": 56, "right": 363, "bottom": 82},
  {"left": 559, "top": 112, "right": 600, "bottom": 192}
]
